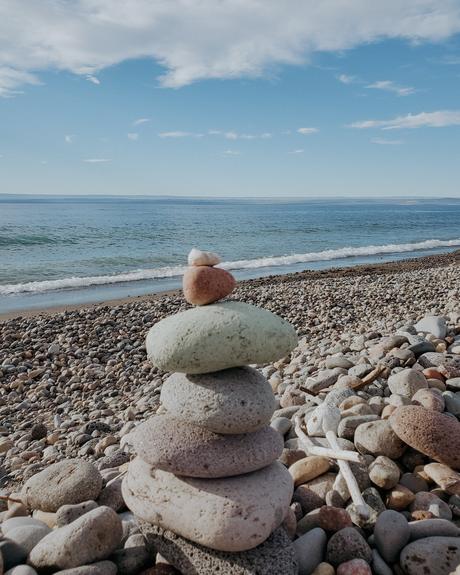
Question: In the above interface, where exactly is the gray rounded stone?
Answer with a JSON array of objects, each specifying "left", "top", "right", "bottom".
[
  {"left": 22, "top": 459, "right": 103, "bottom": 512},
  {"left": 146, "top": 301, "right": 298, "bottom": 373},
  {"left": 374, "top": 510, "right": 410, "bottom": 563},
  {"left": 354, "top": 419, "right": 406, "bottom": 459},
  {"left": 160, "top": 367, "right": 276, "bottom": 434},
  {"left": 53, "top": 562, "right": 117, "bottom": 575},
  {"left": 56, "top": 500, "right": 99, "bottom": 526},
  {"left": 388, "top": 368, "right": 428, "bottom": 398},
  {"left": 4, "top": 567, "right": 38, "bottom": 575},
  {"left": 409, "top": 519, "right": 460, "bottom": 540},
  {"left": 140, "top": 523, "right": 298, "bottom": 575},
  {"left": 122, "top": 457, "right": 293, "bottom": 552},
  {"left": 131, "top": 414, "right": 283, "bottom": 478},
  {"left": 293, "top": 527, "right": 327, "bottom": 575},
  {"left": 414, "top": 316, "right": 447, "bottom": 339},
  {"left": 400, "top": 537, "right": 460, "bottom": 575},
  {"left": 29, "top": 506, "right": 122, "bottom": 571}
]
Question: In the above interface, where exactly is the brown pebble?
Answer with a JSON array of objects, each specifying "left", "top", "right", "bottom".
[{"left": 182, "top": 266, "right": 235, "bottom": 305}]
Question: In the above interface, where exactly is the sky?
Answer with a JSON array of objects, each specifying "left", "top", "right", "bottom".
[{"left": 1, "top": 1, "right": 460, "bottom": 198}]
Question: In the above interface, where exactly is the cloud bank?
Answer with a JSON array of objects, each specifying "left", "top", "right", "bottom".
[{"left": 1, "top": 1, "right": 460, "bottom": 95}]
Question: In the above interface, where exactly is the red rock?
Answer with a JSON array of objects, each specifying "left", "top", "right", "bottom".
[
  {"left": 390, "top": 406, "right": 460, "bottom": 470},
  {"left": 182, "top": 266, "right": 235, "bottom": 305},
  {"left": 318, "top": 506, "right": 352, "bottom": 532},
  {"left": 337, "top": 559, "right": 371, "bottom": 575},
  {"left": 423, "top": 368, "right": 445, "bottom": 381}
]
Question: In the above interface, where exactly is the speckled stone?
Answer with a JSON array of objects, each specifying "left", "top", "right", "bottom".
[
  {"left": 326, "top": 527, "right": 372, "bottom": 567},
  {"left": 400, "top": 537, "right": 460, "bottom": 575},
  {"left": 354, "top": 419, "right": 406, "bottom": 459},
  {"left": 388, "top": 369, "right": 428, "bottom": 398},
  {"left": 139, "top": 523, "right": 298, "bottom": 575},
  {"left": 160, "top": 367, "right": 275, "bottom": 434},
  {"left": 146, "top": 301, "right": 298, "bottom": 374},
  {"left": 182, "top": 266, "right": 235, "bottom": 306},
  {"left": 411, "top": 388, "right": 445, "bottom": 412},
  {"left": 22, "top": 459, "right": 103, "bottom": 512},
  {"left": 390, "top": 406, "right": 460, "bottom": 470},
  {"left": 131, "top": 414, "right": 283, "bottom": 478},
  {"left": 122, "top": 458, "right": 293, "bottom": 552}
]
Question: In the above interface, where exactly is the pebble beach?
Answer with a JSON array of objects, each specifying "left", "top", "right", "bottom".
[{"left": 1, "top": 249, "right": 460, "bottom": 574}]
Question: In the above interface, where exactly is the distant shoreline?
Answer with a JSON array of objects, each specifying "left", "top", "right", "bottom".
[{"left": 1, "top": 248, "right": 458, "bottom": 322}]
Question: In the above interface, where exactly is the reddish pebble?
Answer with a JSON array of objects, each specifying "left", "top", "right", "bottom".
[
  {"left": 318, "top": 506, "right": 352, "bottom": 532},
  {"left": 422, "top": 368, "right": 445, "bottom": 381},
  {"left": 337, "top": 559, "right": 371, "bottom": 575},
  {"left": 182, "top": 265, "right": 235, "bottom": 305}
]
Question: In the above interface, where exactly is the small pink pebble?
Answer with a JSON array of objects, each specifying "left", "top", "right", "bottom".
[{"left": 337, "top": 558, "right": 371, "bottom": 575}]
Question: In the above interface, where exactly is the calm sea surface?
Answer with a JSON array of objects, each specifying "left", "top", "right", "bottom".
[{"left": 1, "top": 196, "right": 460, "bottom": 313}]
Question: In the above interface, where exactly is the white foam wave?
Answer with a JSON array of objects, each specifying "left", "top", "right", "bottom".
[{"left": 1, "top": 238, "right": 459, "bottom": 296}]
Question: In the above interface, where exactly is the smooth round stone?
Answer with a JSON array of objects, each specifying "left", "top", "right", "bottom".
[
  {"left": 29, "top": 507, "right": 122, "bottom": 571},
  {"left": 409, "top": 519, "right": 460, "bottom": 540},
  {"left": 146, "top": 301, "right": 298, "bottom": 374},
  {"left": 183, "top": 266, "right": 235, "bottom": 306},
  {"left": 414, "top": 316, "right": 447, "bottom": 339},
  {"left": 293, "top": 528, "right": 327, "bottom": 575},
  {"left": 354, "top": 419, "right": 406, "bottom": 459},
  {"left": 122, "top": 458, "right": 293, "bottom": 552},
  {"left": 22, "top": 459, "right": 103, "bottom": 512},
  {"left": 288, "top": 456, "right": 331, "bottom": 487},
  {"left": 423, "top": 463, "right": 460, "bottom": 495},
  {"left": 131, "top": 414, "right": 283, "bottom": 478},
  {"left": 411, "top": 388, "right": 445, "bottom": 412},
  {"left": 374, "top": 510, "right": 410, "bottom": 563},
  {"left": 400, "top": 537, "right": 460, "bottom": 575},
  {"left": 337, "top": 559, "right": 371, "bottom": 575},
  {"left": 326, "top": 527, "right": 372, "bottom": 567},
  {"left": 187, "top": 248, "right": 221, "bottom": 266},
  {"left": 160, "top": 367, "right": 275, "bottom": 434},
  {"left": 53, "top": 562, "right": 117, "bottom": 574},
  {"left": 4, "top": 567, "right": 38, "bottom": 575},
  {"left": 390, "top": 406, "right": 460, "bottom": 470},
  {"left": 368, "top": 456, "right": 400, "bottom": 489},
  {"left": 388, "top": 369, "right": 428, "bottom": 398},
  {"left": 140, "top": 523, "right": 297, "bottom": 575}
]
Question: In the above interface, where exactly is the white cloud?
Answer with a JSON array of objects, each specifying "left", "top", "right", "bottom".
[
  {"left": 158, "top": 131, "right": 198, "bottom": 138},
  {"left": 83, "top": 158, "right": 111, "bottom": 163},
  {"left": 65, "top": 134, "right": 75, "bottom": 144},
  {"left": 367, "top": 80, "right": 415, "bottom": 96},
  {"left": 133, "top": 118, "right": 150, "bottom": 126},
  {"left": 224, "top": 131, "right": 271, "bottom": 140},
  {"left": 371, "top": 138, "right": 403, "bottom": 145},
  {"left": 222, "top": 150, "right": 240, "bottom": 156},
  {"left": 86, "top": 75, "right": 100, "bottom": 85},
  {"left": 1, "top": 1, "right": 460, "bottom": 94},
  {"left": 349, "top": 110, "right": 460, "bottom": 130},
  {"left": 0, "top": 67, "right": 40, "bottom": 97},
  {"left": 127, "top": 132, "right": 139, "bottom": 140},
  {"left": 297, "top": 127, "right": 318, "bottom": 135},
  {"left": 337, "top": 74, "right": 358, "bottom": 84},
  {"left": 289, "top": 149, "right": 304, "bottom": 154}
]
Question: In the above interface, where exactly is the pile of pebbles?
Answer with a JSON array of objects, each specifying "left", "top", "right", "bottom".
[{"left": 0, "top": 252, "right": 459, "bottom": 573}]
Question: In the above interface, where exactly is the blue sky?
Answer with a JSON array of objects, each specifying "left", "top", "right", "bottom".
[{"left": 1, "top": 1, "right": 460, "bottom": 197}]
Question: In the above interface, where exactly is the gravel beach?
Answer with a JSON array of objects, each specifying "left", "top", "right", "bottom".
[{"left": 1, "top": 249, "right": 459, "bottom": 574}]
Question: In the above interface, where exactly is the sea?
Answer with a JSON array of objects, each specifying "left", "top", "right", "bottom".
[{"left": 1, "top": 195, "right": 460, "bottom": 314}]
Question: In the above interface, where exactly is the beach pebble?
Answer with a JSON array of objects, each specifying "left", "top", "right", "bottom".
[
  {"left": 409, "top": 518, "right": 460, "bottom": 540},
  {"left": 388, "top": 368, "right": 428, "bottom": 398},
  {"left": 424, "top": 462, "right": 460, "bottom": 495},
  {"left": 122, "top": 457, "right": 293, "bottom": 552},
  {"left": 160, "top": 367, "right": 275, "bottom": 434},
  {"left": 182, "top": 266, "right": 235, "bottom": 306},
  {"left": 374, "top": 510, "right": 409, "bottom": 563},
  {"left": 390, "top": 406, "right": 460, "bottom": 470},
  {"left": 311, "top": 564, "right": 334, "bottom": 575},
  {"left": 337, "top": 559, "right": 371, "bottom": 575},
  {"left": 29, "top": 506, "right": 122, "bottom": 570},
  {"left": 410, "top": 491, "right": 452, "bottom": 520},
  {"left": 53, "top": 562, "right": 118, "bottom": 574},
  {"left": 326, "top": 527, "right": 372, "bottom": 567},
  {"left": 56, "top": 500, "right": 99, "bottom": 526},
  {"left": 400, "top": 537, "right": 460, "bottom": 575},
  {"left": 368, "top": 456, "right": 400, "bottom": 489},
  {"left": 354, "top": 419, "right": 406, "bottom": 459},
  {"left": 385, "top": 484, "right": 415, "bottom": 510},
  {"left": 293, "top": 527, "right": 327, "bottom": 575},
  {"left": 414, "top": 315, "right": 447, "bottom": 339},
  {"left": 411, "top": 387, "right": 445, "bottom": 411},
  {"left": 131, "top": 414, "right": 283, "bottom": 478},
  {"left": 146, "top": 301, "right": 298, "bottom": 373},
  {"left": 4, "top": 567, "right": 38, "bottom": 575},
  {"left": 22, "top": 459, "right": 103, "bottom": 512},
  {"left": 187, "top": 248, "right": 221, "bottom": 266},
  {"left": 289, "top": 456, "right": 330, "bottom": 486}
]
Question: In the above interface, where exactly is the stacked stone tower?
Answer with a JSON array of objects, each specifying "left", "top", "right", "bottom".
[{"left": 122, "top": 249, "right": 299, "bottom": 573}]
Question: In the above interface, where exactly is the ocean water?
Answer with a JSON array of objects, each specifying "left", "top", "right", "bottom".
[{"left": 1, "top": 195, "right": 460, "bottom": 314}]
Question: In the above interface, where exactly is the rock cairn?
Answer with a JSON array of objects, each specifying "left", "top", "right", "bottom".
[{"left": 121, "top": 249, "right": 299, "bottom": 573}]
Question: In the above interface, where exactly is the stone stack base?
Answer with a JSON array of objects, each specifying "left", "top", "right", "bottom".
[{"left": 140, "top": 523, "right": 298, "bottom": 575}]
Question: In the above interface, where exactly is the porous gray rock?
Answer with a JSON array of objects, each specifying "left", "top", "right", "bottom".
[
  {"left": 22, "top": 459, "right": 103, "bottom": 512},
  {"left": 146, "top": 301, "right": 298, "bottom": 373},
  {"left": 161, "top": 367, "right": 276, "bottom": 434},
  {"left": 140, "top": 523, "right": 298, "bottom": 575},
  {"left": 28, "top": 506, "right": 122, "bottom": 571},
  {"left": 131, "top": 414, "right": 283, "bottom": 478},
  {"left": 122, "top": 457, "right": 293, "bottom": 552}
]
